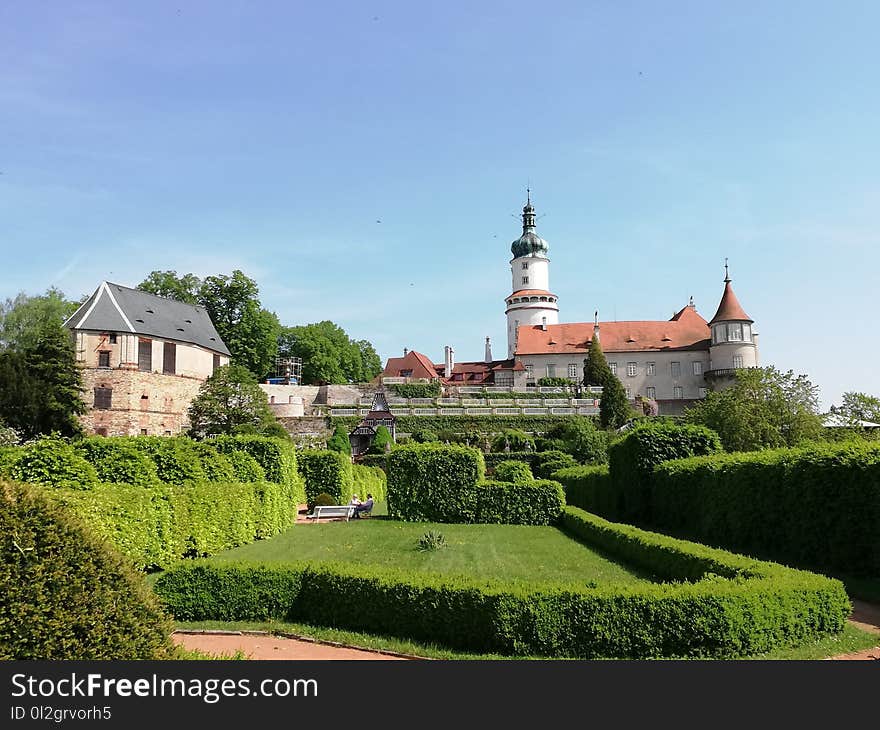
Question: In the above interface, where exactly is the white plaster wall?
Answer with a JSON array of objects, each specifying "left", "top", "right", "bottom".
[
  {"left": 709, "top": 342, "right": 759, "bottom": 371},
  {"left": 506, "top": 303, "right": 560, "bottom": 358},
  {"left": 510, "top": 255, "right": 549, "bottom": 291}
]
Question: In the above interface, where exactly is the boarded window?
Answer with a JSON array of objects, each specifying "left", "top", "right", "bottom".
[
  {"left": 98, "top": 351, "right": 110, "bottom": 368},
  {"left": 163, "top": 342, "right": 176, "bottom": 375},
  {"left": 138, "top": 339, "right": 152, "bottom": 372},
  {"left": 94, "top": 387, "right": 112, "bottom": 410},
  {"left": 212, "top": 353, "right": 221, "bottom": 373}
]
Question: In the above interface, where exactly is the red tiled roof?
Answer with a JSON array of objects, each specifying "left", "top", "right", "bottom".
[
  {"left": 381, "top": 350, "right": 440, "bottom": 379},
  {"left": 709, "top": 281, "right": 752, "bottom": 324},
  {"left": 435, "top": 358, "right": 524, "bottom": 384},
  {"left": 515, "top": 306, "right": 711, "bottom": 355}
]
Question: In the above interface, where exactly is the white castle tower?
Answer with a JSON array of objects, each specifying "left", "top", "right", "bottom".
[
  {"left": 707, "top": 260, "right": 759, "bottom": 386},
  {"left": 504, "top": 190, "right": 560, "bottom": 358}
]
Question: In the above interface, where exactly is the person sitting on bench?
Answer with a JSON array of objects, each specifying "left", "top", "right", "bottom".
[{"left": 352, "top": 494, "right": 374, "bottom": 518}]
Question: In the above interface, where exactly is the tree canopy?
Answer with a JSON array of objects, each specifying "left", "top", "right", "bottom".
[
  {"left": 278, "top": 321, "right": 382, "bottom": 384},
  {"left": 0, "top": 288, "right": 80, "bottom": 351},
  {"left": 187, "top": 364, "right": 276, "bottom": 439},
  {"left": 684, "top": 366, "right": 823, "bottom": 452},
  {"left": 137, "top": 271, "right": 201, "bottom": 305},
  {"left": 833, "top": 391, "right": 880, "bottom": 425}
]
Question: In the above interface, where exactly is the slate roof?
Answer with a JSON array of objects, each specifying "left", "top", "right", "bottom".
[{"left": 65, "top": 281, "right": 231, "bottom": 356}]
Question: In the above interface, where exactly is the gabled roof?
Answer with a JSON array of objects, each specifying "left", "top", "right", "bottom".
[
  {"left": 436, "top": 358, "right": 524, "bottom": 383},
  {"left": 515, "top": 306, "right": 711, "bottom": 355},
  {"left": 65, "top": 281, "right": 231, "bottom": 356},
  {"left": 381, "top": 350, "right": 439, "bottom": 380},
  {"left": 709, "top": 281, "right": 752, "bottom": 324}
]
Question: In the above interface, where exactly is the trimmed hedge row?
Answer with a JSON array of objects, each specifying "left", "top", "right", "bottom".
[
  {"left": 554, "top": 465, "right": 616, "bottom": 519},
  {"left": 608, "top": 422, "right": 722, "bottom": 523},
  {"left": 154, "top": 506, "right": 849, "bottom": 658},
  {"left": 352, "top": 464, "right": 386, "bottom": 503},
  {"left": 331, "top": 414, "right": 586, "bottom": 436},
  {"left": 483, "top": 451, "right": 539, "bottom": 469},
  {"left": 2, "top": 480, "right": 172, "bottom": 659},
  {"left": 493, "top": 460, "right": 534, "bottom": 483},
  {"left": 211, "top": 435, "right": 304, "bottom": 502},
  {"left": 474, "top": 480, "right": 565, "bottom": 525},
  {"left": 652, "top": 441, "right": 880, "bottom": 576},
  {"left": 297, "top": 451, "right": 388, "bottom": 508}
]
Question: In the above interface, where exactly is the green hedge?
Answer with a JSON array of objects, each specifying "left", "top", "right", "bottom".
[
  {"left": 2, "top": 480, "right": 172, "bottom": 659},
  {"left": 474, "top": 479, "right": 565, "bottom": 525},
  {"left": 211, "top": 435, "right": 306, "bottom": 506},
  {"left": 155, "top": 506, "right": 848, "bottom": 658},
  {"left": 493, "top": 460, "right": 534, "bottom": 483},
  {"left": 652, "top": 441, "right": 880, "bottom": 577},
  {"left": 608, "top": 422, "right": 722, "bottom": 523},
  {"left": 533, "top": 450, "right": 578, "bottom": 479},
  {"left": 387, "top": 444, "right": 486, "bottom": 522},
  {"left": 389, "top": 382, "right": 441, "bottom": 398},
  {"left": 352, "top": 464, "right": 386, "bottom": 504},
  {"left": 226, "top": 450, "right": 266, "bottom": 482},
  {"left": 298, "top": 450, "right": 354, "bottom": 508},
  {"left": 554, "top": 465, "right": 616, "bottom": 519},
  {"left": 10, "top": 437, "right": 99, "bottom": 490},
  {"left": 128, "top": 436, "right": 206, "bottom": 484},
  {"left": 332, "top": 414, "right": 586, "bottom": 436},
  {"left": 75, "top": 437, "right": 160, "bottom": 486},
  {"left": 483, "top": 451, "right": 539, "bottom": 469}
]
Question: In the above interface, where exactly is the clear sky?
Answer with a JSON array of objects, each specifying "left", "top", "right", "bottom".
[{"left": 2, "top": 1, "right": 878, "bottom": 408}]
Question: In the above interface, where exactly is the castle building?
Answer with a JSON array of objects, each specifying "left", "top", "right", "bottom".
[
  {"left": 508, "top": 196, "right": 759, "bottom": 411},
  {"left": 65, "top": 282, "right": 231, "bottom": 436}
]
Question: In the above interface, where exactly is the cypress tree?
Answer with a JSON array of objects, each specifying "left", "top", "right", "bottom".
[
  {"left": 327, "top": 425, "right": 352, "bottom": 454},
  {"left": 599, "top": 373, "right": 632, "bottom": 429},
  {"left": 583, "top": 334, "right": 611, "bottom": 386}
]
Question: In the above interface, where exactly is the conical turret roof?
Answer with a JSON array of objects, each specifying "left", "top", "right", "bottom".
[{"left": 709, "top": 280, "right": 752, "bottom": 324}]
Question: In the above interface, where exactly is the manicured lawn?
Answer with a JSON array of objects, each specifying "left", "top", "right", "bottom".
[
  {"left": 206, "top": 510, "right": 657, "bottom": 587},
  {"left": 176, "top": 620, "right": 880, "bottom": 661}
]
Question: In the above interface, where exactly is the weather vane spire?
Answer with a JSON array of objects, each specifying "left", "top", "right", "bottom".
[{"left": 724, "top": 257, "right": 730, "bottom": 283}]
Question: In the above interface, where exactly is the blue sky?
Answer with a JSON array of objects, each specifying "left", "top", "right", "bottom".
[{"left": 2, "top": 1, "right": 878, "bottom": 408}]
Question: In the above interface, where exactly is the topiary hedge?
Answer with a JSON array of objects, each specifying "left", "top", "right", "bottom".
[
  {"left": 1, "top": 480, "right": 172, "bottom": 659},
  {"left": 608, "top": 422, "right": 722, "bottom": 523},
  {"left": 10, "top": 437, "right": 99, "bottom": 490},
  {"left": 387, "top": 444, "right": 486, "bottom": 522},
  {"left": 352, "top": 464, "right": 386, "bottom": 504},
  {"left": 554, "top": 465, "right": 616, "bottom": 519},
  {"left": 389, "top": 382, "right": 441, "bottom": 399},
  {"left": 75, "top": 437, "right": 160, "bottom": 486},
  {"left": 331, "top": 414, "right": 587, "bottom": 437},
  {"left": 128, "top": 436, "right": 206, "bottom": 484},
  {"left": 155, "top": 505, "right": 849, "bottom": 658},
  {"left": 226, "top": 450, "right": 266, "bottom": 482},
  {"left": 298, "top": 450, "right": 354, "bottom": 508},
  {"left": 483, "top": 451, "right": 539, "bottom": 469},
  {"left": 493, "top": 460, "right": 534, "bottom": 484},
  {"left": 210, "top": 434, "right": 306, "bottom": 506},
  {"left": 474, "top": 479, "right": 565, "bottom": 525},
  {"left": 652, "top": 440, "right": 880, "bottom": 577},
  {"left": 533, "top": 450, "right": 578, "bottom": 479}
]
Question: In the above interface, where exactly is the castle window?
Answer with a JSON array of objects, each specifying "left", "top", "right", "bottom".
[
  {"left": 743, "top": 323, "right": 752, "bottom": 342},
  {"left": 646, "top": 362, "right": 656, "bottom": 376},
  {"left": 693, "top": 361, "right": 703, "bottom": 376},
  {"left": 95, "top": 427, "right": 108, "bottom": 437},
  {"left": 671, "top": 361, "right": 681, "bottom": 378},
  {"left": 138, "top": 338, "right": 152, "bottom": 372},
  {"left": 94, "top": 387, "right": 112, "bottom": 410},
  {"left": 627, "top": 362, "right": 637, "bottom": 377},
  {"left": 673, "top": 386, "right": 683, "bottom": 399},
  {"left": 646, "top": 386, "right": 656, "bottom": 399},
  {"left": 98, "top": 351, "right": 111, "bottom": 368},
  {"left": 212, "top": 353, "right": 221, "bottom": 373},
  {"left": 609, "top": 362, "right": 618, "bottom": 375},
  {"left": 567, "top": 363, "right": 578, "bottom": 379},
  {"left": 163, "top": 342, "right": 176, "bottom": 375},
  {"left": 525, "top": 364, "right": 534, "bottom": 379},
  {"left": 522, "top": 276, "right": 529, "bottom": 285},
  {"left": 522, "top": 262, "right": 528, "bottom": 270},
  {"left": 109, "top": 333, "right": 117, "bottom": 344},
  {"left": 733, "top": 355, "right": 744, "bottom": 368},
  {"left": 546, "top": 364, "right": 556, "bottom": 378},
  {"left": 727, "top": 323, "right": 743, "bottom": 341}
]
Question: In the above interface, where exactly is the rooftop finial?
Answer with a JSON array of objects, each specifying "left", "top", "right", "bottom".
[
  {"left": 526, "top": 185, "right": 531, "bottom": 205},
  {"left": 594, "top": 310, "right": 598, "bottom": 326},
  {"left": 724, "top": 258, "right": 730, "bottom": 283}
]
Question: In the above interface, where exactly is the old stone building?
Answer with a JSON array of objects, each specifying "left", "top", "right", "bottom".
[{"left": 65, "top": 281, "right": 231, "bottom": 436}]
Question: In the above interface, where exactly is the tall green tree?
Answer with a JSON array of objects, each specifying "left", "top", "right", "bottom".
[
  {"left": 187, "top": 364, "right": 276, "bottom": 439},
  {"left": 599, "top": 373, "right": 632, "bottom": 430},
  {"left": 137, "top": 271, "right": 201, "bottom": 305},
  {"left": 583, "top": 334, "right": 610, "bottom": 386},
  {"left": 198, "top": 271, "right": 280, "bottom": 379},
  {"left": 834, "top": 391, "right": 880, "bottom": 425},
  {"left": 685, "top": 366, "right": 823, "bottom": 452},
  {"left": 0, "top": 288, "right": 80, "bottom": 351},
  {"left": 278, "top": 321, "right": 382, "bottom": 384}
]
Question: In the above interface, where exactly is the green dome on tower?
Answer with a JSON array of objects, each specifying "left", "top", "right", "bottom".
[{"left": 510, "top": 191, "right": 549, "bottom": 258}]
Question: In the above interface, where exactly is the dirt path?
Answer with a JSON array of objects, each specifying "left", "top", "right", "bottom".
[
  {"left": 173, "top": 631, "right": 412, "bottom": 660},
  {"left": 828, "top": 600, "right": 880, "bottom": 661}
]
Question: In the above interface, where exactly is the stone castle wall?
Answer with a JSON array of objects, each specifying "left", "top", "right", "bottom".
[{"left": 80, "top": 368, "right": 204, "bottom": 436}]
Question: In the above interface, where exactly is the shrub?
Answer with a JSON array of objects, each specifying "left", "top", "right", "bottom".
[
  {"left": 369, "top": 426, "right": 393, "bottom": 455},
  {"left": 226, "top": 450, "right": 266, "bottom": 482},
  {"left": 490, "top": 429, "right": 535, "bottom": 453},
  {"left": 128, "top": 436, "right": 206, "bottom": 485},
  {"left": 410, "top": 429, "right": 439, "bottom": 443},
  {"left": 298, "top": 450, "right": 354, "bottom": 508},
  {"left": 314, "top": 492, "right": 336, "bottom": 507},
  {"left": 608, "top": 422, "right": 722, "bottom": 523},
  {"left": 387, "top": 444, "right": 485, "bottom": 522},
  {"left": 533, "top": 450, "right": 577, "bottom": 479},
  {"left": 191, "top": 441, "right": 238, "bottom": 483},
  {"left": 554, "top": 465, "right": 616, "bottom": 519},
  {"left": 326, "top": 425, "right": 352, "bottom": 455},
  {"left": 11, "top": 436, "right": 98, "bottom": 490},
  {"left": 389, "top": 382, "right": 441, "bottom": 399},
  {"left": 652, "top": 440, "right": 880, "bottom": 577},
  {"left": 537, "top": 419, "right": 608, "bottom": 464},
  {"left": 155, "top": 510, "right": 848, "bottom": 658},
  {"left": 493, "top": 460, "right": 534, "bottom": 483},
  {"left": 260, "top": 422, "right": 291, "bottom": 441},
  {"left": 474, "top": 479, "right": 565, "bottom": 525},
  {"left": 210, "top": 434, "right": 305, "bottom": 506},
  {"left": 352, "top": 464, "right": 386, "bottom": 504},
  {"left": 483, "top": 451, "right": 539, "bottom": 469},
  {"left": 166, "top": 481, "right": 257, "bottom": 558},
  {"left": 1, "top": 480, "right": 172, "bottom": 659},
  {"left": 418, "top": 530, "right": 447, "bottom": 551},
  {"left": 537, "top": 376, "right": 575, "bottom": 387},
  {"left": 74, "top": 437, "right": 159, "bottom": 487}
]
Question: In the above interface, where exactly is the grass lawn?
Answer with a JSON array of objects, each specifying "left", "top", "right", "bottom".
[
  {"left": 176, "top": 620, "right": 880, "bottom": 661},
  {"left": 205, "top": 510, "right": 657, "bottom": 587}
]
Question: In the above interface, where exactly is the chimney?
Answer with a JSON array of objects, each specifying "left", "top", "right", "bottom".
[
  {"left": 593, "top": 310, "right": 600, "bottom": 341},
  {"left": 444, "top": 346, "right": 455, "bottom": 377},
  {"left": 541, "top": 317, "right": 547, "bottom": 331},
  {"left": 485, "top": 336, "right": 492, "bottom": 364},
  {"left": 403, "top": 347, "right": 408, "bottom": 356}
]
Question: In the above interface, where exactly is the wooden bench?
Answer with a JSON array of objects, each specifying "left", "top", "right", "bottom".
[{"left": 306, "top": 505, "right": 355, "bottom": 522}]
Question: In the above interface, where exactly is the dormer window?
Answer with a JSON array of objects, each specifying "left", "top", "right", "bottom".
[{"left": 727, "top": 323, "right": 743, "bottom": 341}]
